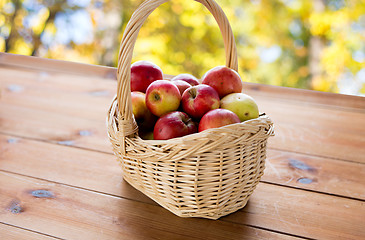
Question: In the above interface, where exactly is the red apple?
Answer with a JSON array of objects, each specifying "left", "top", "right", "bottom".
[
  {"left": 146, "top": 80, "right": 181, "bottom": 117},
  {"left": 171, "top": 79, "right": 191, "bottom": 96},
  {"left": 138, "top": 113, "right": 158, "bottom": 132},
  {"left": 154, "top": 111, "right": 197, "bottom": 140},
  {"left": 181, "top": 84, "right": 220, "bottom": 119},
  {"left": 131, "top": 91, "right": 157, "bottom": 131},
  {"left": 198, "top": 109, "right": 240, "bottom": 132},
  {"left": 131, "top": 60, "right": 163, "bottom": 93},
  {"left": 171, "top": 73, "right": 200, "bottom": 86},
  {"left": 201, "top": 66, "right": 243, "bottom": 98}
]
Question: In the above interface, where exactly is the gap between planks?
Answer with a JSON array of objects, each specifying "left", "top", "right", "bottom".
[
  {"left": 0, "top": 222, "right": 63, "bottom": 240},
  {"left": 2, "top": 128, "right": 365, "bottom": 166},
  {"left": 0, "top": 53, "right": 116, "bottom": 80}
]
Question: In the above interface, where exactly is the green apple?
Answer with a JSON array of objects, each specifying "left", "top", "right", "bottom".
[
  {"left": 220, "top": 93, "right": 259, "bottom": 122},
  {"left": 139, "top": 131, "right": 154, "bottom": 140}
]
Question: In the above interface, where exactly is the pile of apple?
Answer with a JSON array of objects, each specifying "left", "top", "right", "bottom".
[{"left": 130, "top": 60, "right": 259, "bottom": 140}]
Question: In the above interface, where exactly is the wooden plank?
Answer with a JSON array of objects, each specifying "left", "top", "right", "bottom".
[
  {"left": 227, "top": 183, "right": 365, "bottom": 240},
  {"left": 262, "top": 149, "right": 365, "bottom": 201},
  {"left": 0, "top": 52, "right": 116, "bottom": 79},
  {"left": 1, "top": 52, "right": 364, "bottom": 110},
  {"left": 0, "top": 223, "right": 58, "bottom": 240},
  {"left": 244, "top": 82, "right": 365, "bottom": 110},
  {"left": 0, "top": 172, "right": 299, "bottom": 240},
  {"left": 251, "top": 94, "right": 365, "bottom": 164},
  {"left": 0, "top": 134, "right": 150, "bottom": 204},
  {"left": 0, "top": 103, "right": 109, "bottom": 152},
  {"left": 0, "top": 134, "right": 364, "bottom": 202},
  {"left": 1, "top": 66, "right": 365, "bottom": 164},
  {"left": 0, "top": 67, "right": 116, "bottom": 121},
  {"left": 0, "top": 67, "right": 115, "bottom": 152},
  {"left": 1, "top": 134, "right": 364, "bottom": 239}
]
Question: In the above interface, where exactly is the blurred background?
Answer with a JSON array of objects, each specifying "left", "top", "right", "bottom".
[{"left": 1, "top": 0, "right": 364, "bottom": 96}]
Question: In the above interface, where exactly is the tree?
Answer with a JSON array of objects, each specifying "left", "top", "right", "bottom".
[{"left": 1, "top": 0, "right": 364, "bottom": 95}]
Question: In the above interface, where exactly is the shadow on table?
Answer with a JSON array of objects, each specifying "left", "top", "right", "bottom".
[{"left": 113, "top": 180, "right": 261, "bottom": 239}]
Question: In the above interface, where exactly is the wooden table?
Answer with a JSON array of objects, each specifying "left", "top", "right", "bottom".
[{"left": 0, "top": 52, "right": 364, "bottom": 240}]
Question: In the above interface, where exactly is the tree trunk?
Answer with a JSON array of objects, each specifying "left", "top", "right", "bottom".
[
  {"left": 31, "top": 11, "right": 56, "bottom": 56},
  {"left": 309, "top": 0, "right": 326, "bottom": 87},
  {"left": 5, "top": 0, "right": 22, "bottom": 52}
]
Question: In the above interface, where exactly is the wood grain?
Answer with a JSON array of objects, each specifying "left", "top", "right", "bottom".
[
  {"left": 262, "top": 149, "right": 365, "bottom": 201},
  {"left": 0, "top": 171, "right": 299, "bottom": 240},
  {"left": 252, "top": 95, "right": 365, "bottom": 164},
  {"left": 0, "top": 223, "right": 58, "bottom": 240},
  {"left": 228, "top": 183, "right": 365, "bottom": 240},
  {"left": 0, "top": 135, "right": 364, "bottom": 239},
  {"left": 0, "top": 134, "right": 151, "bottom": 204},
  {"left": 244, "top": 82, "right": 365, "bottom": 110},
  {"left": 0, "top": 52, "right": 116, "bottom": 79}
]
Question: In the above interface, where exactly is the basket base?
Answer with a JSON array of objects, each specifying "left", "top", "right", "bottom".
[{"left": 123, "top": 174, "right": 252, "bottom": 220}]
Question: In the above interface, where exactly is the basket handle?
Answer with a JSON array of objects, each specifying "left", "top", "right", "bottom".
[{"left": 116, "top": 0, "right": 238, "bottom": 136}]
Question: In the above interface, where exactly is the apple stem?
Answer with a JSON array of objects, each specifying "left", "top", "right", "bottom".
[
  {"left": 153, "top": 93, "right": 161, "bottom": 101},
  {"left": 189, "top": 88, "right": 197, "bottom": 99}
]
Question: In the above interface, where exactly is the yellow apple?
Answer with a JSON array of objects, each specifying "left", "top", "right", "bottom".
[
  {"left": 131, "top": 91, "right": 157, "bottom": 131},
  {"left": 220, "top": 93, "right": 259, "bottom": 122}
]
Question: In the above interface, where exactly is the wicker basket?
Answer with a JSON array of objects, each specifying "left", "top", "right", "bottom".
[{"left": 107, "top": 0, "right": 274, "bottom": 220}]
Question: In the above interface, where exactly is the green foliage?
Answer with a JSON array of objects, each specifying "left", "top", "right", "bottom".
[{"left": 1, "top": 0, "right": 364, "bottom": 95}]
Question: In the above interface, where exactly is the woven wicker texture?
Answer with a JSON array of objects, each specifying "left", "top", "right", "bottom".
[{"left": 107, "top": 0, "right": 274, "bottom": 219}]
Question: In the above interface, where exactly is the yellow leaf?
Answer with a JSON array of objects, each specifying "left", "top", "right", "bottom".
[
  {"left": 32, "top": 8, "right": 50, "bottom": 35},
  {"left": 0, "top": 36, "right": 5, "bottom": 52},
  {"left": 311, "top": 76, "right": 332, "bottom": 92},
  {"left": 9, "top": 39, "right": 32, "bottom": 55}
]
